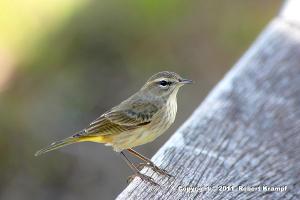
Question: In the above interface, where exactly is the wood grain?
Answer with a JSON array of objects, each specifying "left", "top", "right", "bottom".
[{"left": 117, "top": 1, "right": 300, "bottom": 199}]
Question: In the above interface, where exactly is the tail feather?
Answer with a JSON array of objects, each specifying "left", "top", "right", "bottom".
[{"left": 35, "top": 137, "right": 78, "bottom": 156}]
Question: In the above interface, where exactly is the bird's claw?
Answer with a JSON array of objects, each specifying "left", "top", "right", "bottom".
[
  {"left": 135, "top": 162, "right": 173, "bottom": 177},
  {"left": 127, "top": 172, "right": 159, "bottom": 186}
]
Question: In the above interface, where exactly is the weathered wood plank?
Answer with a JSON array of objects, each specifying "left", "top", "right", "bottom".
[{"left": 117, "top": 1, "right": 300, "bottom": 199}]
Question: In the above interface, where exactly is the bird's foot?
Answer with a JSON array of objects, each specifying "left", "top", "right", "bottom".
[
  {"left": 136, "top": 162, "right": 173, "bottom": 177},
  {"left": 127, "top": 172, "right": 158, "bottom": 186}
]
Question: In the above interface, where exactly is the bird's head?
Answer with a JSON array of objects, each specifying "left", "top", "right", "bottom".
[{"left": 141, "top": 71, "right": 192, "bottom": 100}]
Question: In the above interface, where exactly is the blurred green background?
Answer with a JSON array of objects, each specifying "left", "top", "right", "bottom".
[{"left": 0, "top": 0, "right": 281, "bottom": 199}]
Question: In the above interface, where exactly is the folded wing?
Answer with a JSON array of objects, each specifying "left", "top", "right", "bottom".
[{"left": 79, "top": 100, "right": 160, "bottom": 137}]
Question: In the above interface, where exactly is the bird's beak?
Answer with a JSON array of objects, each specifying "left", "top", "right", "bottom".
[{"left": 179, "top": 79, "right": 193, "bottom": 84}]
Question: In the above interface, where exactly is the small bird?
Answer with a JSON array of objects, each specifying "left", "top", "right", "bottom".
[{"left": 35, "top": 71, "right": 192, "bottom": 185}]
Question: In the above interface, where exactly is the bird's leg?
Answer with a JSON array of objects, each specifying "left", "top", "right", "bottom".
[
  {"left": 126, "top": 148, "right": 173, "bottom": 177},
  {"left": 120, "top": 151, "right": 158, "bottom": 185}
]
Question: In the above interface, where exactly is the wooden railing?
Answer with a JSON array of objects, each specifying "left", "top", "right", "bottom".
[{"left": 117, "top": 1, "right": 300, "bottom": 199}]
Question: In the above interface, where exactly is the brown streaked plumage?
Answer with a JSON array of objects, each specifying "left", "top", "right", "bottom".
[{"left": 35, "top": 71, "right": 192, "bottom": 185}]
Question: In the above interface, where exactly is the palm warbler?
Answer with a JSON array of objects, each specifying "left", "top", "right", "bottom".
[{"left": 35, "top": 71, "right": 192, "bottom": 185}]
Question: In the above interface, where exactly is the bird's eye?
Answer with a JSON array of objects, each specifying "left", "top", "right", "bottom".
[{"left": 160, "top": 80, "right": 168, "bottom": 86}]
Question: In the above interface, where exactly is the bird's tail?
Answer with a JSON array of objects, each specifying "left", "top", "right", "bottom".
[{"left": 35, "top": 136, "right": 79, "bottom": 156}]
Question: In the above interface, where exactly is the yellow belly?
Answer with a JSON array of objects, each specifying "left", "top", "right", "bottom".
[{"left": 110, "top": 98, "right": 177, "bottom": 152}]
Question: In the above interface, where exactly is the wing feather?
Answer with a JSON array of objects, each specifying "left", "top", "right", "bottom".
[{"left": 81, "top": 99, "right": 160, "bottom": 137}]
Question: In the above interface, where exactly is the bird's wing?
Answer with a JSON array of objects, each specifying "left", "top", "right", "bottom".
[{"left": 80, "top": 99, "right": 160, "bottom": 137}]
